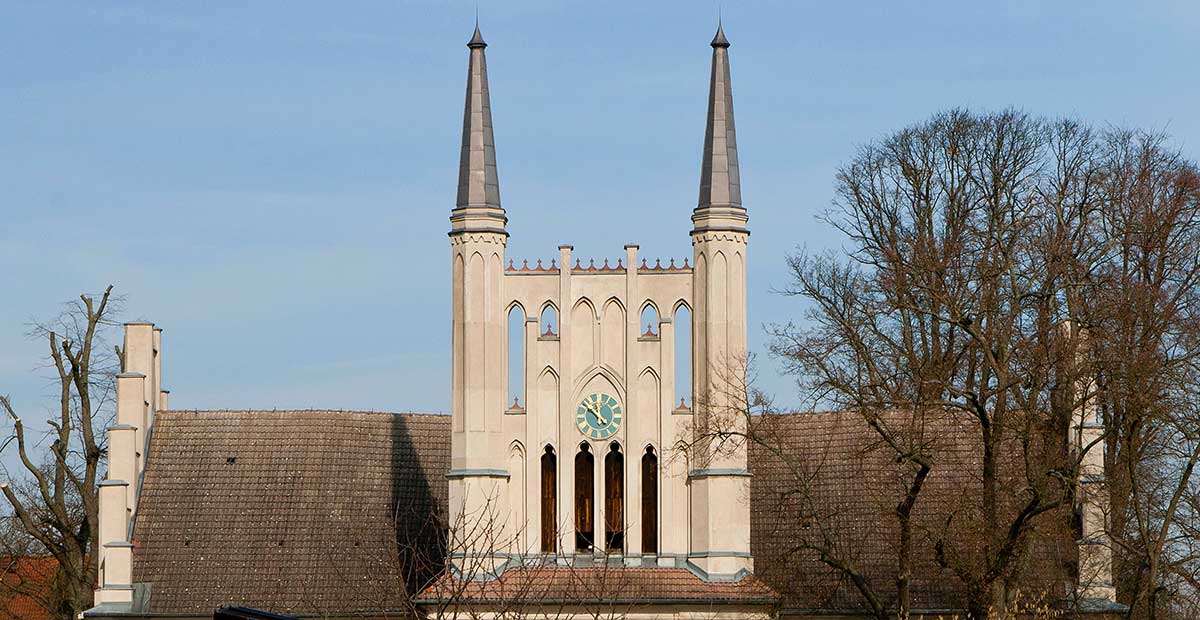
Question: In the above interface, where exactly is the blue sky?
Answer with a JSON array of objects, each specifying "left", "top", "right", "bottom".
[{"left": 2, "top": 1, "right": 1198, "bottom": 454}]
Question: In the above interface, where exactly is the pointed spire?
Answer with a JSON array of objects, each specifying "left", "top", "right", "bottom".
[
  {"left": 695, "top": 22, "right": 744, "bottom": 223},
  {"left": 453, "top": 22, "right": 505, "bottom": 231}
]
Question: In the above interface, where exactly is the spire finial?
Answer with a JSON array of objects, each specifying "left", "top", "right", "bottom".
[
  {"left": 711, "top": 20, "right": 730, "bottom": 48},
  {"left": 468, "top": 21, "right": 487, "bottom": 48}
]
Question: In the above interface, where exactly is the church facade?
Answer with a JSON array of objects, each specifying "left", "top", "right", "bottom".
[
  {"left": 83, "top": 24, "right": 1121, "bottom": 620},
  {"left": 447, "top": 22, "right": 750, "bottom": 584}
]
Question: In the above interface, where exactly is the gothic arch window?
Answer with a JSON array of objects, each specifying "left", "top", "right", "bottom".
[
  {"left": 541, "top": 446, "right": 557, "bottom": 553},
  {"left": 507, "top": 305, "right": 526, "bottom": 409},
  {"left": 540, "top": 304, "right": 559, "bottom": 339},
  {"left": 673, "top": 304, "right": 692, "bottom": 408},
  {"left": 641, "top": 445, "right": 658, "bottom": 554},
  {"left": 604, "top": 443, "right": 625, "bottom": 552},
  {"left": 639, "top": 302, "right": 659, "bottom": 339},
  {"left": 574, "top": 443, "right": 594, "bottom": 551}
]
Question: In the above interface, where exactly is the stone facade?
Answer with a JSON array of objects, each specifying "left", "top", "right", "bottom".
[{"left": 445, "top": 23, "right": 753, "bottom": 583}]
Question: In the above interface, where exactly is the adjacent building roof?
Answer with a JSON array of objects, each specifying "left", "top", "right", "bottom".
[
  {"left": 0, "top": 556, "right": 56, "bottom": 620},
  {"left": 129, "top": 409, "right": 1075, "bottom": 616},
  {"left": 751, "top": 410, "right": 1076, "bottom": 612},
  {"left": 131, "top": 410, "right": 449, "bottom": 616}
]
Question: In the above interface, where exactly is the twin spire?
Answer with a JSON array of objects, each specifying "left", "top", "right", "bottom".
[
  {"left": 453, "top": 22, "right": 504, "bottom": 234},
  {"left": 453, "top": 23, "right": 743, "bottom": 231}
]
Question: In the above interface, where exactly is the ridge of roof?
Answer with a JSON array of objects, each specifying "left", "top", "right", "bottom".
[{"left": 158, "top": 409, "right": 449, "bottom": 417}]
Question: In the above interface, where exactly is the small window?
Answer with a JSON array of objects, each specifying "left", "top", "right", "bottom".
[
  {"left": 540, "top": 305, "right": 559, "bottom": 339},
  {"left": 640, "top": 304, "right": 659, "bottom": 339}
]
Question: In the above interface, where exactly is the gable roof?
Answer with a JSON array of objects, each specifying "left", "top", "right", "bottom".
[
  {"left": 750, "top": 410, "right": 1076, "bottom": 612},
  {"left": 129, "top": 409, "right": 1075, "bottom": 615},
  {"left": 131, "top": 410, "right": 449, "bottom": 615}
]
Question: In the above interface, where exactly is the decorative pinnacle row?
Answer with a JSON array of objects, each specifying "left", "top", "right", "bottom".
[
  {"left": 696, "top": 22, "right": 741, "bottom": 212},
  {"left": 455, "top": 24, "right": 503, "bottom": 213},
  {"left": 503, "top": 257, "right": 693, "bottom": 273}
]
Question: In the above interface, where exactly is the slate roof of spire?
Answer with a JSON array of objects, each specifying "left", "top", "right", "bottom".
[
  {"left": 456, "top": 24, "right": 501, "bottom": 210},
  {"left": 697, "top": 23, "right": 741, "bottom": 211}
]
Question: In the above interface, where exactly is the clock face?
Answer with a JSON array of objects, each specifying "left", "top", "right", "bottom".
[{"left": 576, "top": 393, "right": 622, "bottom": 440}]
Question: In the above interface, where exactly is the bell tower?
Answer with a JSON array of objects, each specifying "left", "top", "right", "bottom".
[
  {"left": 448, "top": 23, "right": 511, "bottom": 576},
  {"left": 687, "top": 22, "right": 753, "bottom": 580}
]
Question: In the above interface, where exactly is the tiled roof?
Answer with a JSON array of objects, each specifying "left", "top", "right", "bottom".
[
  {"left": 130, "top": 408, "right": 1074, "bottom": 615},
  {"left": 131, "top": 410, "right": 449, "bottom": 615},
  {"left": 0, "top": 556, "right": 56, "bottom": 620},
  {"left": 419, "top": 566, "right": 776, "bottom": 606},
  {"left": 750, "top": 410, "right": 1075, "bottom": 612}
]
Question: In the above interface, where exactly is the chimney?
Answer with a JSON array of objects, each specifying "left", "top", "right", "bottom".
[{"left": 96, "top": 322, "right": 165, "bottom": 607}]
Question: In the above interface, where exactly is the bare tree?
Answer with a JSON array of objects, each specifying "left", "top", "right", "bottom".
[
  {"left": 1078, "top": 130, "right": 1200, "bottom": 620},
  {"left": 762, "top": 111, "right": 1132, "bottom": 619},
  {"left": 0, "top": 287, "right": 119, "bottom": 620}
]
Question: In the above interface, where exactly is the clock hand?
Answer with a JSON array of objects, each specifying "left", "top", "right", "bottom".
[{"left": 585, "top": 400, "right": 607, "bottom": 426}]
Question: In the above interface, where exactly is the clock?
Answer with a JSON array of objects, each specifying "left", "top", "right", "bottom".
[{"left": 576, "top": 393, "right": 622, "bottom": 440}]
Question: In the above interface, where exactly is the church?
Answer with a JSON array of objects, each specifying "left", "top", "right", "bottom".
[{"left": 84, "top": 24, "right": 1120, "bottom": 620}]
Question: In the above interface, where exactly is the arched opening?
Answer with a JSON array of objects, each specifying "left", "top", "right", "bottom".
[
  {"left": 674, "top": 304, "right": 692, "bottom": 408},
  {"left": 508, "top": 305, "right": 526, "bottom": 409},
  {"left": 604, "top": 443, "right": 624, "bottom": 552},
  {"left": 574, "top": 443, "right": 594, "bottom": 551},
  {"left": 641, "top": 446, "right": 658, "bottom": 554},
  {"left": 508, "top": 443, "right": 526, "bottom": 551},
  {"left": 540, "top": 304, "right": 559, "bottom": 339},
  {"left": 639, "top": 303, "right": 659, "bottom": 339},
  {"left": 540, "top": 446, "right": 557, "bottom": 553}
]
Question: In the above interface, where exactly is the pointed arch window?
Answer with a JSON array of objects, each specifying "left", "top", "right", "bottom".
[
  {"left": 604, "top": 443, "right": 624, "bottom": 552},
  {"left": 539, "top": 305, "right": 559, "bottom": 340},
  {"left": 507, "top": 306, "right": 526, "bottom": 409},
  {"left": 639, "top": 303, "right": 660, "bottom": 340},
  {"left": 541, "top": 446, "right": 557, "bottom": 553},
  {"left": 574, "top": 443, "right": 594, "bottom": 551},
  {"left": 674, "top": 305, "right": 692, "bottom": 408},
  {"left": 641, "top": 446, "right": 658, "bottom": 554}
]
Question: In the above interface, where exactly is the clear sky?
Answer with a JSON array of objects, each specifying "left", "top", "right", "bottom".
[{"left": 2, "top": 1, "right": 1197, "bottom": 454}]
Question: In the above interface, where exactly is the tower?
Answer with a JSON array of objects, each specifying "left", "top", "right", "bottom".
[
  {"left": 687, "top": 22, "right": 752, "bottom": 580},
  {"left": 447, "top": 22, "right": 753, "bottom": 583},
  {"left": 448, "top": 23, "right": 511, "bottom": 575}
]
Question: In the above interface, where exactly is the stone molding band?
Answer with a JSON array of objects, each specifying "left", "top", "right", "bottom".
[
  {"left": 687, "top": 467, "right": 753, "bottom": 479},
  {"left": 690, "top": 229, "right": 750, "bottom": 241},
  {"left": 445, "top": 468, "right": 511, "bottom": 479},
  {"left": 448, "top": 230, "right": 510, "bottom": 242}
]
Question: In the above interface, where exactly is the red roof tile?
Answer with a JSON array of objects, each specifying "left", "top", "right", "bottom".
[{"left": 0, "top": 556, "right": 56, "bottom": 620}]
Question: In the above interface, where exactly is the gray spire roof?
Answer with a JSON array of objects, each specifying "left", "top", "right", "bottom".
[
  {"left": 697, "top": 23, "right": 741, "bottom": 212},
  {"left": 455, "top": 24, "right": 502, "bottom": 213}
]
